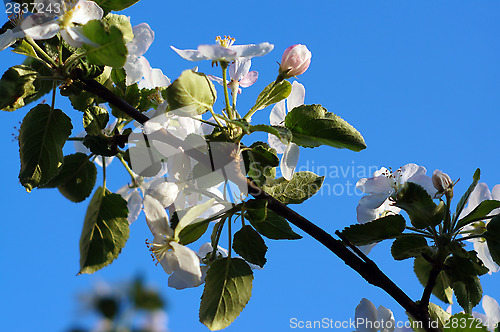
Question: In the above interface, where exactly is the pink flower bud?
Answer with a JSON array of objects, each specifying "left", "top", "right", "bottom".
[
  {"left": 432, "top": 169, "right": 454, "bottom": 199},
  {"left": 279, "top": 44, "right": 311, "bottom": 79}
]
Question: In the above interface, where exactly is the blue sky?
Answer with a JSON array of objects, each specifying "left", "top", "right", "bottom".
[{"left": 1, "top": 1, "right": 499, "bottom": 331}]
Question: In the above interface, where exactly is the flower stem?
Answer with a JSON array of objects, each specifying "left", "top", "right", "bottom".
[
  {"left": 220, "top": 61, "right": 233, "bottom": 120},
  {"left": 50, "top": 80, "right": 57, "bottom": 110},
  {"left": 117, "top": 154, "right": 138, "bottom": 186},
  {"left": 26, "top": 37, "right": 57, "bottom": 68},
  {"left": 102, "top": 159, "right": 107, "bottom": 191}
]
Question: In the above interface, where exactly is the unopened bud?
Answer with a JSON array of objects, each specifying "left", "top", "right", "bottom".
[
  {"left": 278, "top": 44, "right": 311, "bottom": 79},
  {"left": 432, "top": 169, "right": 454, "bottom": 199}
]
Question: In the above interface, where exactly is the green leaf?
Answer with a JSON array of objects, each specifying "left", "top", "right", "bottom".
[
  {"left": 0, "top": 65, "right": 38, "bottom": 111},
  {"left": 248, "top": 125, "right": 292, "bottom": 145},
  {"left": 456, "top": 200, "right": 500, "bottom": 230},
  {"left": 83, "top": 135, "right": 117, "bottom": 157},
  {"left": 394, "top": 182, "right": 445, "bottom": 229},
  {"left": 199, "top": 258, "right": 253, "bottom": 330},
  {"left": 249, "top": 80, "right": 292, "bottom": 114},
  {"left": 40, "top": 153, "right": 97, "bottom": 203},
  {"left": 262, "top": 171, "right": 324, "bottom": 204},
  {"left": 428, "top": 302, "right": 452, "bottom": 331},
  {"left": 84, "top": 106, "right": 110, "bottom": 135},
  {"left": 284, "top": 104, "right": 366, "bottom": 151},
  {"left": 82, "top": 20, "right": 128, "bottom": 68},
  {"left": 341, "top": 215, "right": 406, "bottom": 246},
  {"left": 233, "top": 226, "right": 268, "bottom": 268},
  {"left": 445, "top": 255, "right": 489, "bottom": 281},
  {"left": 444, "top": 313, "right": 488, "bottom": 331},
  {"left": 451, "top": 278, "right": 482, "bottom": 313},
  {"left": 391, "top": 235, "right": 430, "bottom": 260},
  {"left": 165, "top": 70, "right": 216, "bottom": 115},
  {"left": 177, "top": 219, "right": 211, "bottom": 245},
  {"left": 12, "top": 40, "right": 39, "bottom": 59},
  {"left": 454, "top": 169, "right": 481, "bottom": 224},
  {"left": 414, "top": 256, "right": 453, "bottom": 304},
  {"left": 70, "top": 91, "right": 97, "bottom": 112},
  {"left": 93, "top": 0, "right": 140, "bottom": 11},
  {"left": 79, "top": 187, "right": 130, "bottom": 274},
  {"left": 246, "top": 209, "right": 302, "bottom": 240},
  {"left": 484, "top": 215, "right": 500, "bottom": 266},
  {"left": 174, "top": 199, "right": 216, "bottom": 239},
  {"left": 242, "top": 142, "right": 278, "bottom": 187},
  {"left": 102, "top": 13, "right": 134, "bottom": 43},
  {"left": 18, "top": 104, "right": 73, "bottom": 192},
  {"left": 245, "top": 199, "right": 268, "bottom": 222},
  {"left": 246, "top": 142, "right": 279, "bottom": 168}
]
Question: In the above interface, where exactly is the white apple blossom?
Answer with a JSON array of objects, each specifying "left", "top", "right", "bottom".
[
  {"left": 268, "top": 81, "right": 304, "bottom": 180},
  {"left": 0, "top": 13, "right": 26, "bottom": 51},
  {"left": 171, "top": 36, "right": 274, "bottom": 62},
  {"left": 355, "top": 299, "right": 414, "bottom": 332},
  {"left": 355, "top": 298, "right": 396, "bottom": 332},
  {"left": 356, "top": 163, "right": 437, "bottom": 222},
  {"left": 209, "top": 58, "right": 258, "bottom": 94},
  {"left": 143, "top": 195, "right": 203, "bottom": 290},
  {"left": 355, "top": 164, "right": 436, "bottom": 254},
  {"left": 459, "top": 183, "right": 500, "bottom": 273},
  {"left": 124, "top": 23, "right": 170, "bottom": 89},
  {"left": 20, "top": 0, "right": 103, "bottom": 48},
  {"left": 473, "top": 295, "right": 500, "bottom": 331}
]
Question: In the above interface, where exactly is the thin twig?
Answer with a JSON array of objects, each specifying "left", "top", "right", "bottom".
[{"left": 75, "top": 71, "right": 440, "bottom": 332}]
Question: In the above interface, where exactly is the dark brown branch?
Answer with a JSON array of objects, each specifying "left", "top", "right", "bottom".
[
  {"left": 76, "top": 72, "right": 440, "bottom": 332},
  {"left": 420, "top": 265, "right": 441, "bottom": 310}
]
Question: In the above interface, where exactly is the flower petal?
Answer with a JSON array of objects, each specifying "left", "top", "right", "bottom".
[
  {"left": 124, "top": 56, "right": 145, "bottom": 86},
  {"left": 355, "top": 299, "right": 378, "bottom": 332},
  {"left": 459, "top": 183, "right": 493, "bottom": 219},
  {"left": 231, "top": 42, "right": 274, "bottom": 58},
  {"left": 356, "top": 175, "right": 393, "bottom": 195},
  {"left": 474, "top": 241, "right": 500, "bottom": 274},
  {"left": 287, "top": 81, "right": 305, "bottom": 111},
  {"left": 61, "top": 26, "right": 96, "bottom": 48},
  {"left": 170, "top": 45, "right": 207, "bottom": 61},
  {"left": 198, "top": 44, "right": 237, "bottom": 61},
  {"left": 139, "top": 67, "right": 170, "bottom": 89},
  {"left": 482, "top": 295, "right": 500, "bottom": 327},
  {"left": 70, "top": 0, "right": 103, "bottom": 25},
  {"left": 148, "top": 181, "right": 179, "bottom": 208},
  {"left": 492, "top": 185, "right": 500, "bottom": 201},
  {"left": 21, "top": 14, "right": 60, "bottom": 40},
  {"left": 166, "top": 241, "right": 202, "bottom": 289},
  {"left": 127, "top": 23, "right": 154, "bottom": 57},
  {"left": 408, "top": 174, "right": 437, "bottom": 197},
  {"left": 270, "top": 100, "right": 286, "bottom": 126},
  {"left": 207, "top": 75, "right": 224, "bottom": 87},
  {"left": 267, "top": 133, "right": 286, "bottom": 154},
  {"left": 239, "top": 71, "right": 258, "bottom": 88},
  {"left": 143, "top": 195, "right": 173, "bottom": 237},
  {"left": 396, "top": 163, "right": 425, "bottom": 184},
  {"left": 126, "top": 190, "right": 143, "bottom": 224},
  {"left": 377, "top": 305, "right": 395, "bottom": 332},
  {"left": 230, "top": 58, "right": 251, "bottom": 82},
  {"left": 0, "top": 29, "right": 25, "bottom": 51},
  {"left": 280, "top": 142, "right": 299, "bottom": 181}
]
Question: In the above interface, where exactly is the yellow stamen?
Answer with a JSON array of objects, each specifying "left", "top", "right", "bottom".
[{"left": 216, "top": 35, "right": 235, "bottom": 48}]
